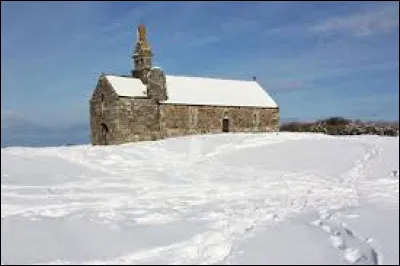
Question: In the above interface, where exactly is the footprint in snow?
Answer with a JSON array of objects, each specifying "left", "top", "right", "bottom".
[{"left": 311, "top": 215, "right": 379, "bottom": 265}]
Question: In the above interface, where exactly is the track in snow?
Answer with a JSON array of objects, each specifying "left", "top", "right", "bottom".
[
  {"left": 1, "top": 133, "right": 398, "bottom": 265},
  {"left": 312, "top": 211, "right": 380, "bottom": 265}
]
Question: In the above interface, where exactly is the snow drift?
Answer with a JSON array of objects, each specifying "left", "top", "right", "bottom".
[{"left": 1, "top": 132, "right": 399, "bottom": 265}]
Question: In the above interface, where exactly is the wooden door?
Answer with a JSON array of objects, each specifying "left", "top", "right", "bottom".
[
  {"left": 100, "top": 123, "right": 109, "bottom": 145},
  {"left": 222, "top": 118, "right": 229, "bottom": 132}
]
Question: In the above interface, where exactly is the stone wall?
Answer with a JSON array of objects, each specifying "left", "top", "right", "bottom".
[
  {"left": 90, "top": 77, "right": 121, "bottom": 145},
  {"left": 115, "top": 97, "right": 161, "bottom": 143},
  {"left": 160, "top": 104, "right": 279, "bottom": 138},
  {"left": 90, "top": 78, "right": 161, "bottom": 145},
  {"left": 147, "top": 68, "right": 168, "bottom": 102},
  {"left": 91, "top": 77, "right": 279, "bottom": 145}
]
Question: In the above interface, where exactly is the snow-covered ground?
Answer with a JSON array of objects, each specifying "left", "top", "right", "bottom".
[{"left": 1, "top": 132, "right": 399, "bottom": 265}]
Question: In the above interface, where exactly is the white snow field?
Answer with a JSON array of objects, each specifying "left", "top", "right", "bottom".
[{"left": 1, "top": 132, "right": 399, "bottom": 265}]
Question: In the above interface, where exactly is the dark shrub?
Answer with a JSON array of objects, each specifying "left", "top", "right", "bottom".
[
  {"left": 280, "top": 117, "right": 398, "bottom": 137},
  {"left": 323, "top": 116, "right": 351, "bottom": 126}
]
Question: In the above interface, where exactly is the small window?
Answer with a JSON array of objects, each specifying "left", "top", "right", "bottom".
[{"left": 101, "top": 93, "right": 105, "bottom": 102}]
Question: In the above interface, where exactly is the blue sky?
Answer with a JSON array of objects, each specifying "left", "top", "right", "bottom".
[{"left": 1, "top": 1, "right": 399, "bottom": 146}]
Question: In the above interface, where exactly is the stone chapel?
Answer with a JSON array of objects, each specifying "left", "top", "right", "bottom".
[{"left": 90, "top": 24, "right": 279, "bottom": 145}]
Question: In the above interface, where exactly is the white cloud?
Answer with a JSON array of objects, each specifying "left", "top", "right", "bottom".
[
  {"left": 311, "top": 3, "right": 399, "bottom": 37},
  {"left": 1, "top": 109, "right": 25, "bottom": 122}
]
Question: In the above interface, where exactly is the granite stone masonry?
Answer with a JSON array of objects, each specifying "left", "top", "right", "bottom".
[{"left": 90, "top": 25, "right": 279, "bottom": 145}]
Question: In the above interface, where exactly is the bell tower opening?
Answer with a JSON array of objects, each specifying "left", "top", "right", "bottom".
[{"left": 131, "top": 24, "right": 153, "bottom": 83}]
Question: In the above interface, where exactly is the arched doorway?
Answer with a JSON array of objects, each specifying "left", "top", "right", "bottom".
[
  {"left": 100, "top": 123, "right": 109, "bottom": 145},
  {"left": 222, "top": 118, "right": 230, "bottom": 132}
]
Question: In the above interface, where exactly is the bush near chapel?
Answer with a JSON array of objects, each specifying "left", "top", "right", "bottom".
[{"left": 280, "top": 117, "right": 399, "bottom": 137}]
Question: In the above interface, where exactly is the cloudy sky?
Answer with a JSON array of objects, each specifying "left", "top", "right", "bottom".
[{"left": 1, "top": 1, "right": 399, "bottom": 146}]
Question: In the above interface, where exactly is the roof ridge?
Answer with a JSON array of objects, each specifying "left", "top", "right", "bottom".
[
  {"left": 104, "top": 73, "right": 256, "bottom": 83},
  {"left": 105, "top": 74, "right": 135, "bottom": 78},
  {"left": 165, "top": 74, "right": 257, "bottom": 83}
]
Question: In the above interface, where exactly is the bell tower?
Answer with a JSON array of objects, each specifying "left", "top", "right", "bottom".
[{"left": 131, "top": 24, "right": 153, "bottom": 83}]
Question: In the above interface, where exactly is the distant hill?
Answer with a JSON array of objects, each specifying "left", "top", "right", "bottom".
[{"left": 1, "top": 120, "right": 89, "bottom": 148}]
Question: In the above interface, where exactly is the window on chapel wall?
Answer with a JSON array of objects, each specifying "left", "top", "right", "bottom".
[{"left": 100, "top": 93, "right": 106, "bottom": 111}]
